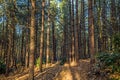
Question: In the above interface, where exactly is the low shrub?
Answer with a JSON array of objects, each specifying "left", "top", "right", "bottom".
[
  {"left": 96, "top": 53, "right": 120, "bottom": 73},
  {"left": 35, "top": 57, "right": 46, "bottom": 67},
  {"left": 35, "top": 58, "right": 40, "bottom": 67},
  {"left": 112, "top": 33, "right": 120, "bottom": 52},
  {"left": 0, "top": 60, "right": 6, "bottom": 74}
]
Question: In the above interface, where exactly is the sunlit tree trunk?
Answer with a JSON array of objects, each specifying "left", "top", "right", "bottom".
[
  {"left": 29, "top": 0, "right": 36, "bottom": 79},
  {"left": 46, "top": 0, "right": 50, "bottom": 66}
]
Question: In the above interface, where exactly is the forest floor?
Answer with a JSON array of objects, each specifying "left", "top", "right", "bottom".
[
  {"left": 54, "top": 59, "right": 90, "bottom": 80},
  {"left": 0, "top": 59, "right": 108, "bottom": 80}
]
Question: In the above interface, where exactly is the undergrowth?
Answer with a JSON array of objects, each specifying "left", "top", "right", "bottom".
[
  {"left": 96, "top": 52, "right": 120, "bottom": 80},
  {"left": 0, "top": 59, "right": 6, "bottom": 74}
]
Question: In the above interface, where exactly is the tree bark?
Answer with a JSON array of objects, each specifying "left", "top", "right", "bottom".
[
  {"left": 29, "top": 0, "right": 36, "bottom": 79},
  {"left": 88, "top": 0, "right": 95, "bottom": 64},
  {"left": 39, "top": 0, "right": 45, "bottom": 72},
  {"left": 71, "top": 0, "right": 75, "bottom": 63},
  {"left": 75, "top": 0, "right": 79, "bottom": 62},
  {"left": 52, "top": 21, "right": 56, "bottom": 63},
  {"left": 46, "top": 0, "right": 50, "bottom": 66}
]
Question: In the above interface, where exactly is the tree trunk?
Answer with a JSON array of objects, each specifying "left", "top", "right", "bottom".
[
  {"left": 71, "top": 0, "right": 75, "bottom": 63},
  {"left": 75, "top": 0, "right": 79, "bottom": 62},
  {"left": 88, "top": 0, "right": 95, "bottom": 64},
  {"left": 52, "top": 21, "right": 56, "bottom": 63},
  {"left": 46, "top": 0, "right": 50, "bottom": 66},
  {"left": 111, "top": 0, "right": 117, "bottom": 33},
  {"left": 39, "top": 0, "right": 45, "bottom": 72},
  {"left": 29, "top": 0, "right": 36, "bottom": 79},
  {"left": 102, "top": 0, "right": 107, "bottom": 52},
  {"left": 6, "top": 25, "right": 11, "bottom": 76},
  {"left": 82, "top": 0, "right": 86, "bottom": 58}
]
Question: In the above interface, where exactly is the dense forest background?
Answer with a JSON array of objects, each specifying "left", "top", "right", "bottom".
[{"left": 0, "top": 0, "right": 120, "bottom": 80}]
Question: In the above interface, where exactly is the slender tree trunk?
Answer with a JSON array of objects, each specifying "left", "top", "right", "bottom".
[
  {"left": 25, "top": 0, "right": 30, "bottom": 68},
  {"left": 110, "top": 0, "right": 117, "bottom": 51},
  {"left": 52, "top": 21, "right": 56, "bottom": 63},
  {"left": 82, "top": 0, "right": 86, "bottom": 58},
  {"left": 63, "top": 23, "right": 67, "bottom": 62},
  {"left": 102, "top": 0, "right": 107, "bottom": 52},
  {"left": 25, "top": 29, "right": 29, "bottom": 68},
  {"left": 75, "top": 0, "right": 79, "bottom": 62},
  {"left": 118, "top": 1, "right": 120, "bottom": 32},
  {"left": 68, "top": 0, "right": 72, "bottom": 63},
  {"left": 46, "top": 0, "right": 50, "bottom": 66},
  {"left": 11, "top": 28, "right": 16, "bottom": 67},
  {"left": 5, "top": 0, "right": 11, "bottom": 75},
  {"left": 88, "top": 0, "right": 95, "bottom": 64},
  {"left": 71, "top": 0, "right": 75, "bottom": 63},
  {"left": 79, "top": 0, "right": 82, "bottom": 59},
  {"left": 111, "top": 0, "right": 117, "bottom": 33},
  {"left": 39, "top": 0, "right": 45, "bottom": 72},
  {"left": 21, "top": 29, "right": 24, "bottom": 66},
  {"left": 6, "top": 25, "right": 11, "bottom": 76},
  {"left": 97, "top": 0, "right": 103, "bottom": 52},
  {"left": 29, "top": 0, "right": 36, "bottom": 79}
]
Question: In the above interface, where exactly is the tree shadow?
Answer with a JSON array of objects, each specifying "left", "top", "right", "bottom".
[
  {"left": 55, "top": 59, "right": 90, "bottom": 80},
  {"left": 69, "top": 59, "right": 90, "bottom": 80}
]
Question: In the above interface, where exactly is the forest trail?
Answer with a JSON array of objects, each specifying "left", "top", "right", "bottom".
[
  {"left": 15, "top": 59, "right": 93, "bottom": 80},
  {"left": 0, "top": 59, "right": 107, "bottom": 80},
  {"left": 15, "top": 59, "right": 91, "bottom": 80},
  {"left": 35, "top": 59, "right": 90, "bottom": 80},
  {"left": 54, "top": 59, "right": 90, "bottom": 80}
]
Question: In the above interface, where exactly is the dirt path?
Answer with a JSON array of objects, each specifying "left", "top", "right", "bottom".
[
  {"left": 54, "top": 59, "right": 90, "bottom": 80},
  {"left": 0, "top": 59, "right": 107, "bottom": 80},
  {"left": 35, "top": 65, "right": 62, "bottom": 80},
  {"left": 32, "top": 59, "right": 91, "bottom": 80}
]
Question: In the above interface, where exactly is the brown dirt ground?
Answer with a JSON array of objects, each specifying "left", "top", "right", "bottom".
[
  {"left": 0, "top": 59, "right": 108, "bottom": 80},
  {"left": 54, "top": 59, "right": 90, "bottom": 80}
]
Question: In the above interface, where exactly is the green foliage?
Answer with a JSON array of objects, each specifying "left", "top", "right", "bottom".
[
  {"left": 35, "top": 58, "right": 40, "bottom": 67},
  {"left": 112, "top": 33, "right": 120, "bottom": 52},
  {"left": 35, "top": 57, "right": 46, "bottom": 67},
  {"left": 0, "top": 59, "right": 6, "bottom": 74},
  {"left": 96, "top": 53, "right": 120, "bottom": 73},
  {"left": 109, "top": 78, "right": 120, "bottom": 80}
]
